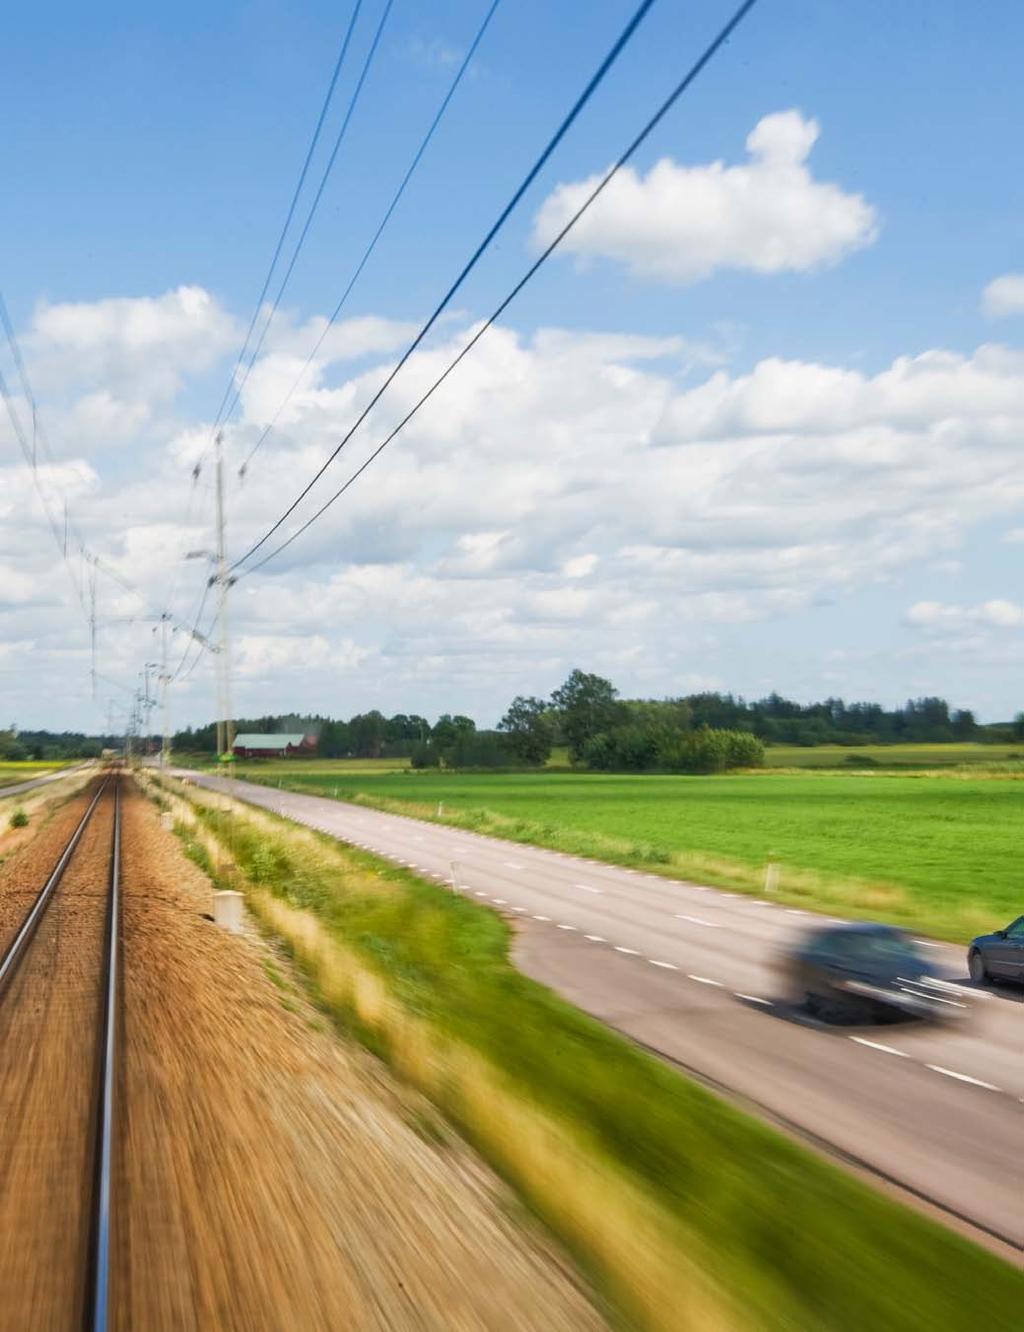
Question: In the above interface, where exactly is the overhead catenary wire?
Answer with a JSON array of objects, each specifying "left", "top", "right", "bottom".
[
  {"left": 209, "top": 0, "right": 366, "bottom": 438},
  {"left": 1, "top": 289, "right": 215, "bottom": 716},
  {"left": 230, "top": 0, "right": 662, "bottom": 573},
  {"left": 219, "top": 0, "right": 396, "bottom": 435},
  {"left": 235, "top": 0, "right": 761, "bottom": 578},
  {"left": 238, "top": 0, "right": 504, "bottom": 481},
  {"left": 0, "top": 361, "right": 89, "bottom": 614},
  {"left": 170, "top": 579, "right": 216, "bottom": 684},
  {"left": 162, "top": 1, "right": 378, "bottom": 696}
]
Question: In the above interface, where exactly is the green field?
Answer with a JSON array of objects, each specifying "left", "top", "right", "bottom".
[
  {"left": 764, "top": 741, "right": 1024, "bottom": 769},
  {"left": 0, "top": 761, "right": 67, "bottom": 790},
  {"left": 219, "top": 760, "right": 1024, "bottom": 941}
]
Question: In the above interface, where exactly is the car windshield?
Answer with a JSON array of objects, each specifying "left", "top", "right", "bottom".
[{"left": 836, "top": 932, "right": 920, "bottom": 969}]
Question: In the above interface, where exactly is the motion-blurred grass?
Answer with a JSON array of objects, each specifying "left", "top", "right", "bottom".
[{"left": 158, "top": 773, "right": 1024, "bottom": 1332}]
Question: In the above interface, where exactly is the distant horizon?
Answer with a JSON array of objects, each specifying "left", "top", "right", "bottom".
[{"left": 10, "top": 683, "right": 1018, "bottom": 739}]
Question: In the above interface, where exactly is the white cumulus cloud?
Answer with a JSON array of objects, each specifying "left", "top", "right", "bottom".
[
  {"left": 8, "top": 281, "right": 1024, "bottom": 726},
  {"left": 905, "top": 600, "right": 1024, "bottom": 633},
  {"left": 533, "top": 110, "right": 878, "bottom": 284},
  {"left": 982, "top": 273, "right": 1024, "bottom": 318}
]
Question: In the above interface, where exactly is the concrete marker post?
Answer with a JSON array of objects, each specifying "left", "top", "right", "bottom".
[{"left": 213, "top": 889, "right": 244, "bottom": 933}]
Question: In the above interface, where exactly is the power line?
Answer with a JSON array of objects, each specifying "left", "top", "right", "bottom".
[
  {"left": 209, "top": 0, "right": 366, "bottom": 437},
  {"left": 235, "top": 0, "right": 761, "bottom": 579},
  {"left": 159, "top": 2, "right": 380, "bottom": 717},
  {"left": 230, "top": 0, "right": 661, "bottom": 573},
  {"left": 0, "top": 361, "right": 89, "bottom": 613},
  {"left": 170, "top": 579, "right": 216, "bottom": 684},
  {"left": 1, "top": 291, "right": 214, "bottom": 661},
  {"left": 219, "top": 0, "right": 396, "bottom": 434},
  {"left": 238, "top": 0, "right": 504, "bottom": 481}
]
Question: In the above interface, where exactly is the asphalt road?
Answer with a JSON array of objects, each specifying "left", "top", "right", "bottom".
[{"left": 173, "top": 768, "right": 1023, "bottom": 1259}]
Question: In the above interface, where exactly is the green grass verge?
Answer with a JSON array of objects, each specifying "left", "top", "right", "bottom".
[
  {"left": 158, "top": 775, "right": 1022, "bottom": 1332},
  {"left": 215, "top": 764, "right": 1024, "bottom": 943}
]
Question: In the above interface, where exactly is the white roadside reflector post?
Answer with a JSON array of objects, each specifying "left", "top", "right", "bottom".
[
  {"left": 213, "top": 889, "right": 244, "bottom": 933},
  {"left": 763, "top": 861, "right": 779, "bottom": 894}
]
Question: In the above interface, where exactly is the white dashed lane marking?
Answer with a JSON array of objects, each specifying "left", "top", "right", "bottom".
[
  {"left": 927, "top": 1065, "right": 1001, "bottom": 1091},
  {"left": 615, "top": 946, "right": 640, "bottom": 955},
  {"left": 574, "top": 884, "right": 602, "bottom": 894},
  {"left": 557, "top": 924, "right": 577, "bottom": 931},
  {"left": 735, "top": 993, "right": 772, "bottom": 1006},
  {"left": 584, "top": 934, "right": 606, "bottom": 942},
  {"left": 533, "top": 915, "right": 551, "bottom": 922},
  {"left": 850, "top": 1037, "right": 907, "bottom": 1057},
  {"left": 675, "top": 914, "right": 720, "bottom": 928},
  {"left": 649, "top": 960, "right": 678, "bottom": 970},
  {"left": 503, "top": 862, "right": 524, "bottom": 870},
  {"left": 688, "top": 975, "right": 723, "bottom": 987}
]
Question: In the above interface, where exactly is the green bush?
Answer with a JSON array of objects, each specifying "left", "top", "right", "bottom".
[
  {"left": 582, "top": 725, "right": 662, "bottom": 771},
  {"left": 410, "top": 741, "right": 441, "bottom": 769},
  {"left": 9, "top": 808, "right": 28, "bottom": 829},
  {"left": 658, "top": 726, "right": 764, "bottom": 773}
]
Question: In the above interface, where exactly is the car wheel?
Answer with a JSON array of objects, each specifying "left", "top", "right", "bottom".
[
  {"left": 968, "top": 950, "right": 988, "bottom": 985},
  {"left": 805, "top": 990, "right": 843, "bottom": 1022}
]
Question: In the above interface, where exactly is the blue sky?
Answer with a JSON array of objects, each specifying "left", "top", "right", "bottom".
[{"left": 3, "top": 0, "right": 1024, "bottom": 729}]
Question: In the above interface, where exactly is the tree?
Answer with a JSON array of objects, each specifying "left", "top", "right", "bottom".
[
  {"left": 951, "top": 708, "right": 978, "bottom": 741},
  {"left": 1014, "top": 712, "right": 1024, "bottom": 743},
  {"left": 318, "top": 719, "right": 351, "bottom": 758},
  {"left": 431, "top": 713, "right": 476, "bottom": 752},
  {"left": 349, "top": 710, "right": 386, "bottom": 758},
  {"left": 447, "top": 730, "right": 508, "bottom": 768},
  {"left": 498, "top": 696, "right": 555, "bottom": 766},
  {"left": 550, "top": 669, "right": 623, "bottom": 761}
]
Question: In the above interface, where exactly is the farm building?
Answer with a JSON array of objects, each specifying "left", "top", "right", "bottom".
[{"left": 232, "top": 733, "right": 317, "bottom": 759}]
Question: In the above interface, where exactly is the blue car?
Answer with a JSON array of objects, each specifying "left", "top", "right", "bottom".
[{"left": 968, "top": 916, "right": 1024, "bottom": 985}]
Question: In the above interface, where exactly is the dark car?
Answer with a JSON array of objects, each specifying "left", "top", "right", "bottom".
[
  {"left": 968, "top": 916, "right": 1024, "bottom": 985},
  {"left": 784, "top": 922, "right": 969, "bottom": 1023}
]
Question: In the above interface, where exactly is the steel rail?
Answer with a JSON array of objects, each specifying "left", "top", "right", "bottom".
[
  {"left": 83, "top": 774, "right": 121, "bottom": 1331},
  {"left": 0, "top": 775, "right": 110, "bottom": 998}
]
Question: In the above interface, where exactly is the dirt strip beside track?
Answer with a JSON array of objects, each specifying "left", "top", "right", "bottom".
[{"left": 114, "top": 784, "right": 606, "bottom": 1331}]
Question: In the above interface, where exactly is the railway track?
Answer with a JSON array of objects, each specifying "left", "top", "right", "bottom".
[{"left": 0, "top": 771, "right": 122, "bottom": 1331}]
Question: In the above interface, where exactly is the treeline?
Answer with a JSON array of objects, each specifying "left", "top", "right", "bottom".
[
  {"left": 170, "top": 674, "right": 1023, "bottom": 775},
  {"left": 683, "top": 692, "right": 993, "bottom": 746},
  {"left": 497, "top": 672, "right": 764, "bottom": 773},
  {"left": 15, "top": 679, "right": 1020, "bottom": 771},
  {"left": 172, "top": 674, "right": 770, "bottom": 774},
  {"left": 498, "top": 676, "right": 1020, "bottom": 771},
  {"left": 0, "top": 728, "right": 120, "bottom": 761},
  {"left": 171, "top": 711, "right": 503, "bottom": 767}
]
